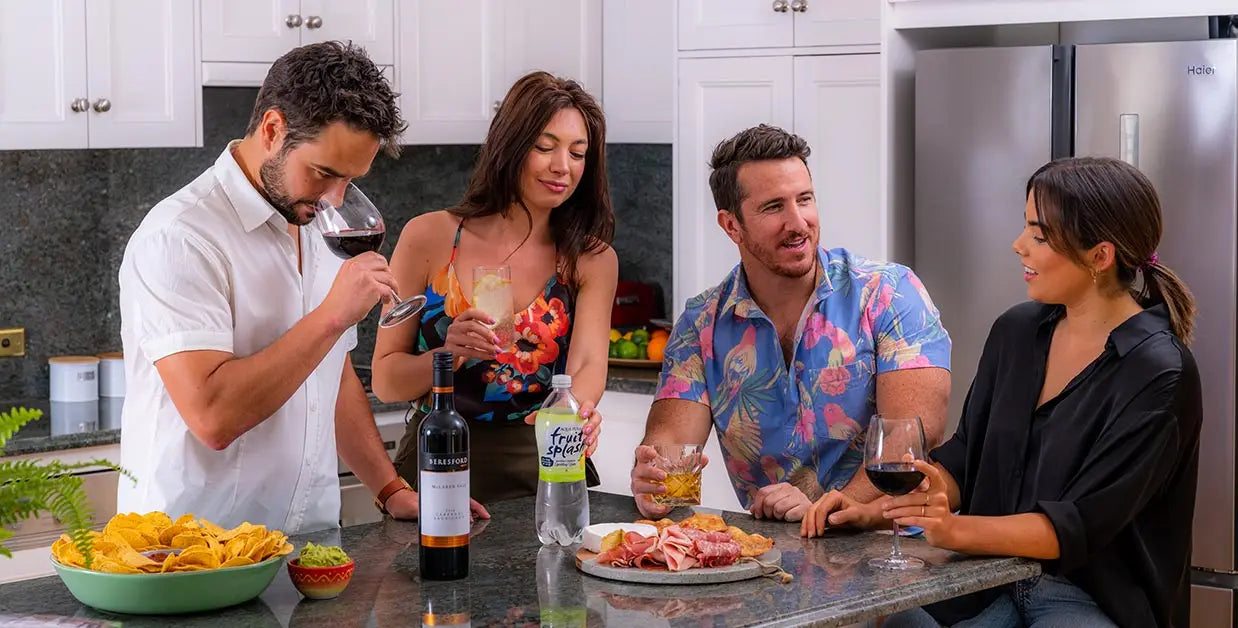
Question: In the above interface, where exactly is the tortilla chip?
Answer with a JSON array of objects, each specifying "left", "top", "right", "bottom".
[
  {"left": 725, "top": 525, "right": 775, "bottom": 557},
  {"left": 678, "top": 513, "right": 727, "bottom": 533}
]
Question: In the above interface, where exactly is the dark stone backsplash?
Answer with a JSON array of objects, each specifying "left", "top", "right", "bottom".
[{"left": 0, "top": 88, "right": 670, "bottom": 400}]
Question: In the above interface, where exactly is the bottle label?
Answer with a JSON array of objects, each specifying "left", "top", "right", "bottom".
[
  {"left": 536, "top": 408, "right": 586, "bottom": 483},
  {"left": 420, "top": 451, "right": 469, "bottom": 543}
]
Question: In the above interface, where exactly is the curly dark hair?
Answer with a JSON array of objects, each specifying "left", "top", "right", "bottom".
[
  {"left": 244, "top": 41, "right": 406, "bottom": 157},
  {"left": 708, "top": 124, "right": 811, "bottom": 223},
  {"left": 450, "top": 71, "right": 613, "bottom": 291}
]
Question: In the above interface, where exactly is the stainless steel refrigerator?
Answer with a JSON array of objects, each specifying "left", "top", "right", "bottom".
[{"left": 914, "top": 40, "right": 1238, "bottom": 626}]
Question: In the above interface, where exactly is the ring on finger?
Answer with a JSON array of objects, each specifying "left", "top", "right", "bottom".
[{"left": 921, "top": 505, "right": 925, "bottom": 517}]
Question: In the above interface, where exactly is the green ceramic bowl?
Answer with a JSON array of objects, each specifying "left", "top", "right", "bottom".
[{"left": 51, "top": 555, "right": 286, "bottom": 615}]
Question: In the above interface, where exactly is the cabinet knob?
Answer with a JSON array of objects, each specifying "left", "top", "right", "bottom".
[
  {"left": 70, "top": 98, "right": 90, "bottom": 113},
  {"left": 492, "top": 100, "right": 502, "bottom": 114},
  {"left": 93, "top": 98, "right": 111, "bottom": 113},
  {"left": 285, "top": 14, "right": 303, "bottom": 28},
  {"left": 772, "top": 0, "right": 789, "bottom": 12},
  {"left": 790, "top": 0, "right": 807, "bottom": 11},
  {"left": 306, "top": 15, "right": 323, "bottom": 29}
]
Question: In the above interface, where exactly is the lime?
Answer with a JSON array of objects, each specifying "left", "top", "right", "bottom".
[
  {"left": 631, "top": 329, "right": 650, "bottom": 344},
  {"left": 617, "top": 340, "right": 640, "bottom": 359},
  {"left": 608, "top": 343, "right": 621, "bottom": 358}
]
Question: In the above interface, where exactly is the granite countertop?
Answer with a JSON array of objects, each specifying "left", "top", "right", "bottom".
[
  {"left": 0, "top": 492, "right": 1040, "bottom": 627},
  {"left": 2, "top": 371, "right": 660, "bottom": 458}
]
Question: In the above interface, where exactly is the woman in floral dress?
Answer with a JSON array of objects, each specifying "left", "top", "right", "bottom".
[{"left": 371, "top": 71, "right": 617, "bottom": 504}]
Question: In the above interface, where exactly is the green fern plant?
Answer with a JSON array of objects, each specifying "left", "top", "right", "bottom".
[{"left": 1, "top": 407, "right": 131, "bottom": 568}]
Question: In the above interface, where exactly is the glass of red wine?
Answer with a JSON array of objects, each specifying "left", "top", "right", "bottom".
[
  {"left": 317, "top": 183, "right": 426, "bottom": 328},
  {"left": 864, "top": 414, "right": 927, "bottom": 570}
]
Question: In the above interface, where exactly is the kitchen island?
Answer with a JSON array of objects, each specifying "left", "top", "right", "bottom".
[{"left": 0, "top": 492, "right": 1039, "bottom": 627}]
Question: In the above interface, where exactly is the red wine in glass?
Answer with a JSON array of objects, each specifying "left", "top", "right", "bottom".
[
  {"left": 865, "top": 463, "right": 925, "bottom": 496},
  {"left": 864, "top": 414, "right": 927, "bottom": 570},
  {"left": 316, "top": 183, "right": 426, "bottom": 327},
  {"left": 322, "top": 228, "right": 385, "bottom": 260}
]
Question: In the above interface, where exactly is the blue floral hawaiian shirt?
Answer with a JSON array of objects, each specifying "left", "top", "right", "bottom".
[{"left": 656, "top": 247, "right": 952, "bottom": 508}]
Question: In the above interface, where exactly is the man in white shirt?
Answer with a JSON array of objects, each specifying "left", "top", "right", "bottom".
[{"left": 117, "top": 42, "right": 427, "bottom": 533}]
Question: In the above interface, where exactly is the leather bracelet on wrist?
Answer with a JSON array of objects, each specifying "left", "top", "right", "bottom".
[{"left": 374, "top": 476, "right": 412, "bottom": 514}]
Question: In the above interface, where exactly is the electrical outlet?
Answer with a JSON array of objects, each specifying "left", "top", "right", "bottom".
[{"left": 0, "top": 328, "right": 26, "bottom": 357}]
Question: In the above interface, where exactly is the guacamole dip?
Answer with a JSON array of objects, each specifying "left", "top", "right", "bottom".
[{"left": 298, "top": 542, "right": 351, "bottom": 567}]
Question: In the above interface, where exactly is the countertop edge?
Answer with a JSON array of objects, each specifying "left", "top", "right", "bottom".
[{"left": 754, "top": 558, "right": 1042, "bottom": 628}]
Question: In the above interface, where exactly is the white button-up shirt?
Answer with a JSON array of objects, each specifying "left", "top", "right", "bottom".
[{"left": 117, "top": 142, "right": 355, "bottom": 534}]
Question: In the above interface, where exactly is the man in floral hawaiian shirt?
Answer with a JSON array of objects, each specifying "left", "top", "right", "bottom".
[{"left": 630, "top": 125, "right": 952, "bottom": 525}]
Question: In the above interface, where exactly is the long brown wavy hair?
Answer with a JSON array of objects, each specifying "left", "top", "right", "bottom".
[{"left": 449, "top": 71, "right": 614, "bottom": 290}]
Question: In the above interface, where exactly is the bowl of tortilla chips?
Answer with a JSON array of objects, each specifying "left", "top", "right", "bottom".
[{"left": 49, "top": 511, "right": 294, "bottom": 615}]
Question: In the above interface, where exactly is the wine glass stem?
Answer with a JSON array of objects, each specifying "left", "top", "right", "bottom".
[
  {"left": 389, "top": 289, "right": 402, "bottom": 303},
  {"left": 891, "top": 520, "right": 903, "bottom": 559}
]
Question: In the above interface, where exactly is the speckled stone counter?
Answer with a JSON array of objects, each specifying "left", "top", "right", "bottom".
[
  {"left": 0, "top": 492, "right": 1040, "bottom": 627},
  {"left": 3, "top": 372, "right": 659, "bottom": 458},
  {"left": 606, "top": 366, "right": 660, "bottom": 395}
]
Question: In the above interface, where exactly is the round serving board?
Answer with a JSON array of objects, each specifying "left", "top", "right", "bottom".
[{"left": 575, "top": 547, "right": 781, "bottom": 585}]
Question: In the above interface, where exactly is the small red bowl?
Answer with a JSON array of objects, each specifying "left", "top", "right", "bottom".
[{"left": 287, "top": 558, "right": 355, "bottom": 600}]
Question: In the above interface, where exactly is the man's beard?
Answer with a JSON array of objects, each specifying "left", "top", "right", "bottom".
[
  {"left": 740, "top": 229, "right": 816, "bottom": 279},
  {"left": 258, "top": 149, "right": 315, "bottom": 226}
]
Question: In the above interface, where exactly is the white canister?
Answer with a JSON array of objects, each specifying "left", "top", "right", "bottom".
[
  {"left": 48, "top": 356, "right": 100, "bottom": 402},
  {"left": 51, "top": 399, "right": 99, "bottom": 435},
  {"left": 99, "top": 395, "right": 124, "bottom": 431},
  {"left": 97, "top": 352, "right": 125, "bottom": 398}
]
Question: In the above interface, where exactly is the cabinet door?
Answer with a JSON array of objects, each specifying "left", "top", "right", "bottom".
[
  {"left": 0, "top": 0, "right": 88, "bottom": 150},
  {"left": 85, "top": 0, "right": 200, "bottom": 148},
  {"left": 677, "top": 0, "right": 793, "bottom": 51},
  {"left": 602, "top": 0, "right": 673, "bottom": 143},
  {"left": 501, "top": 0, "right": 603, "bottom": 98},
  {"left": 674, "top": 56, "right": 794, "bottom": 314},
  {"left": 201, "top": 0, "right": 301, "bottom": 63},
  {"left": 793, "top": 0, "right": 880, "bottom": 47},
  {"left": 793, "top": 55, "right": 881, "bottom": 257},
  {"left": 301, "top": 0, "right": 394, "bottom": 66},
  {"left": 397, "top": 0, "right": 505, "bottom": 144}
]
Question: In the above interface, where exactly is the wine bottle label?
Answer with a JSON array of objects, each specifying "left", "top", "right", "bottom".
[
  {"left": 535, "top": 408, "right": 586, "bottom": 483},
  {"left": 419, "top": 453, "right": 469, "bottom": 543}
]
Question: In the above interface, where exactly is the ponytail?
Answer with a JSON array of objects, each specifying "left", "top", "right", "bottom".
[{"left": 1140, "top": 263, "right": 1197, "bottom": 345}]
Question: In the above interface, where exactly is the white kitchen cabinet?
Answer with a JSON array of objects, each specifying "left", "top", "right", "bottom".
[
  {"left": 85, "top": 0, "right": 201, "bottom": 148},
  {"left": 673, "top": 54, "right": 881, "bottom": 314},
  {"left": 0, "top": 0, "right": 201, "bottom": 150},
  {"left": 200, "top": 0, "right": 299, "bottom": 64},
  {"left": 500, "top": 0, "right": 602, "bottom": 98},
  {"left": 396, "top": 0, "right": 506, "bottom": 145},
  {"left": 201, "top": 0, "right": 393, "bottom": 67},
  {"left": 397, "top": 0, "right": 602, "bottom": 145},
  {"left": 794, "top": 0, "right": 879, "bottom": 48},
  {"left": 300, "top": 0, "right": 393, "bottom": 66},
  {"left": 677, "top": 0, "right": 877, "bottom": 51},
  {"left": 793, "top": 54, "right": 882, "bottom": 256},
  {"left": 0, "top": 0, "right": 88, "bottom": 150},
  {"left": 674, "top": 55, "right": 794, "bottom": 312},
  {"left": 602, "top": 0, "right": 673, "bottom": 143}
]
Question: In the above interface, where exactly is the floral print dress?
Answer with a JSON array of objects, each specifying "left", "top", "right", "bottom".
[{"left": 412, "top": 221, "right": 574, "bottom": 424}]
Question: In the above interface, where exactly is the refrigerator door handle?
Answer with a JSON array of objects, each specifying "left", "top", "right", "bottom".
[{"left": 1119, "top": 113, "right": 1140, "bottom": 168}]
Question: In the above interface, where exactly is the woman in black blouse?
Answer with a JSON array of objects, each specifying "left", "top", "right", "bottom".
[{"left": 803, "top": 157, "right": 1202, "bottom": 627}]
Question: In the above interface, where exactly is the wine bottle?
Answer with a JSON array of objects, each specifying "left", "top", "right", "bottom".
[{"left": 419, "top": 351, "right": 470, "bottom": 580}]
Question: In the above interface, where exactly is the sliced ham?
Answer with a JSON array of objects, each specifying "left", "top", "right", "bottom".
[{"left": 657, "top": 525, "right": 699, "bottom": 572}]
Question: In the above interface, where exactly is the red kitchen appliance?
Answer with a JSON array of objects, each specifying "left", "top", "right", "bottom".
[{"left": 611, "top": 280, "right": 659, "bottom": 329}]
